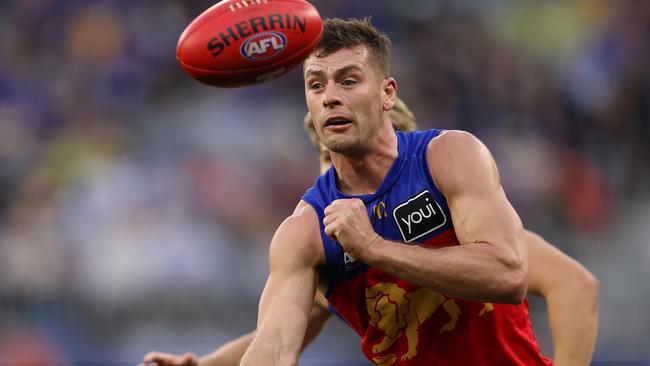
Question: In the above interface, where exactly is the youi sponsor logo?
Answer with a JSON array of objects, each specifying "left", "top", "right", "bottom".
[{"left": 393, "top": 190, "right": 447, "bottom": 242}]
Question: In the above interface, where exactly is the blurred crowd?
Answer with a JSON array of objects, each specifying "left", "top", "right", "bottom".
[{"left": 0, "top": 0, "right": 648, "bottom": 364}]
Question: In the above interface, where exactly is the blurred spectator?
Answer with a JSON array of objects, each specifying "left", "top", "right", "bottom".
[{"left": 0, "top": 324, "right": 69, "bottom": 366}]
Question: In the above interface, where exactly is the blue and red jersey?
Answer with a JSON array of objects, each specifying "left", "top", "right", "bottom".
[{"left": 303, "top": 129, "right": 552, "bottom": 365}]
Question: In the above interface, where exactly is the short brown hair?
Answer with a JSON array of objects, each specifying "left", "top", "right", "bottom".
[
  {"left": 310, "top": 17, "right": 391, "bottom": 77},
  {"left": 304, "top": 97, "right": 417, "bottom": 160}
]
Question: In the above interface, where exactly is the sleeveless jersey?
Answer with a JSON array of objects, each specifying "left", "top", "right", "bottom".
[{"left": 302, "top": 129, "right": 552, "bottom": 366}]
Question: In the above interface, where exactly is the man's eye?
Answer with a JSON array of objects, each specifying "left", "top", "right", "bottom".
[
  {"left": 342, "top": 79, "right": 356, "bottom": 86},
  {"left": 310, "top": 82, "right": 323, "bottom": 90}
]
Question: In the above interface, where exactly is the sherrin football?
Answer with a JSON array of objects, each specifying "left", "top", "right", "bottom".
[{"left": 177, "top": 0, "right": 323, "bottom": 87}]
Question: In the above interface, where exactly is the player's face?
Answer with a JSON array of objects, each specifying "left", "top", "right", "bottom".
[{"left": 303, "top": 45, "right": 387, "bottom": 156}]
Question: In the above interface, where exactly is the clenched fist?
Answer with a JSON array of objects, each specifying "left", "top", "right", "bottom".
[{"left": 323, "top": 198, "right": 381, "bottom": 260}]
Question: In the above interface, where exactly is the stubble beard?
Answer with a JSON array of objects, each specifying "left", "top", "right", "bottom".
[{"left": 322, "top": 132, "right": 367, "bottom": 158}]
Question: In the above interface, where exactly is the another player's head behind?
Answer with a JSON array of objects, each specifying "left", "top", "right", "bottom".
[
  {"left": 304, "top": 97, "right": 417, "bottom": 173},
  {"left": 303, "top": 17, "right": 397, "bottom": 157}
]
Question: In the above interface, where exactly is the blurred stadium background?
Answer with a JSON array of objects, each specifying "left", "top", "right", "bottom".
[{"left": 0, "top": 0, "right": 648, "bottom": 365}]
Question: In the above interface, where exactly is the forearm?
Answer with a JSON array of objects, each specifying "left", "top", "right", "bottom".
[
  {"left": 241, "top": 267, "right": 317, "bottom": 364},
  {"left": 301, "top": 301, "right": 331, "bottom": 351},
  {"left": 242, "top": 291, "right": 312, "bottom": 365},
  {"left": 524, "top": 230, "right": 599, "bottom": 365},
  {"left": 546, "top": 276, "right": 599, "bottom": 366},
  {"left": 198, "top": 332, "right": 255, "bottom": 366},
  {"left": 200, "top": 304, "right": 330, "bottom": 365},
  {"left": 364, "top": 238, "right": 526, "bottom": 304}
]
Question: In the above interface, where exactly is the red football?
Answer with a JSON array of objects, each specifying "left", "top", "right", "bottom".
[{"left": 177, "top": 0, "right": 323, "bottom": 87}]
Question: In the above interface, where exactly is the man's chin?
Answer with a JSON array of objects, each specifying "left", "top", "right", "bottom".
[
  {"left": 323, "top": 138, "right": 353, "bottom": 154},
  {"left": 324, "top": 137, "right": 364, "bottom": 156}
]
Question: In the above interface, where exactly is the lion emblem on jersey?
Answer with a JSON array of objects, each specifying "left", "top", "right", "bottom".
[{"left": 365, "top": 283, "right": 461, "bottom": 365}]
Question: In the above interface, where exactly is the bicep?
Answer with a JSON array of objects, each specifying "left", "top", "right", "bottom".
[
  {"left": 429, "top": 131, "right": 525, "bottom": 258},
  {"left": 449, "top": 182, "right": 523, "bottom": 253}
]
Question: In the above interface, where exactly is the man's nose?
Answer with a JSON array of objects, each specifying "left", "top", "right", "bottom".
[{"left": 322, "top": 86, "right": 342, "bottom": 109}]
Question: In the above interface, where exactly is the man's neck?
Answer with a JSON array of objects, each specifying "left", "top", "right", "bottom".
[{"left": 331, "top": 128, "right": 398, "bottom": 196}]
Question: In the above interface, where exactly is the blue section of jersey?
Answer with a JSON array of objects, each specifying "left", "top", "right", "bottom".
[{"left": 302, "top": 129, "right": 452, "bottom": 297}]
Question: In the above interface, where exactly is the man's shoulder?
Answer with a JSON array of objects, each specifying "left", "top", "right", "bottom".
[
  {"left": 289, "top": 200, "right": 320, "bottom": 225},
  {"left": 426, "top": 129, "right": 481, "bottom": 151},
  {"left": 425, "top": 130, "right": 495, "bottom": 195},
  {"left": 272, "top": 201, "right": 325, "bottom": 266},
  {"left": 395, "top": 128, "right": 445, "bottom": 157},
  {"left": 425, "top": 129, "right": 488, "bottom": 163},
  {"left": 280, "top": 201, "right": 320, "bottom": 238}
]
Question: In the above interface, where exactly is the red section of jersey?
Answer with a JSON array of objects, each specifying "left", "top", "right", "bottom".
[{"left": 328, "top": 228, "right": 552, "bottom": 366}]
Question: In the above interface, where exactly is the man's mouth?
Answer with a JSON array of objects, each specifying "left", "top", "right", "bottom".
[{"left": 324, "top": 117, "right": 352, "bottom": 127}]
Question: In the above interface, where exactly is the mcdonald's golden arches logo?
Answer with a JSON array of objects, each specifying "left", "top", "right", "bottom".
[{"left": 373, "top": 201, "right": 388, "bottom": 220}]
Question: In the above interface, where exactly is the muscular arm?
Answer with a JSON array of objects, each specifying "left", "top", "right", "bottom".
[
  {"left": 526, "top": 230, "right": 599, "bottom": 366},
  {"left": 144, "top": 280, "right": 331, "bottom": 366},
  {"left": 327, "top": 130, "right": 527, "bottom": 304},
  {"left": 193, "top": 293, "right": 331, "bottom": 366},
  {"left": 143, "top": 219, "right": 331, "bottom": 366},
  {"left": 302, "top": 291, "right": 333, "bottom": 351},
  {"left": 240, "top": 202, "right": 324, "bottom": 366}
]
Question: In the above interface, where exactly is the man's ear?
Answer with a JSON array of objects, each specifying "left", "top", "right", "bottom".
[{"left": 382, "top": 77, "right": 397, "bottom": 111}]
